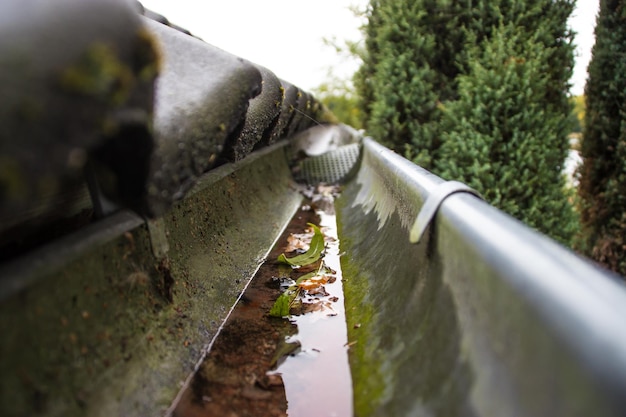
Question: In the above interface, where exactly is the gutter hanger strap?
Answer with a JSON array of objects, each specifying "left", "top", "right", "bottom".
[{"left": 410, "top": 181, "right": 483, "bottom": 244}]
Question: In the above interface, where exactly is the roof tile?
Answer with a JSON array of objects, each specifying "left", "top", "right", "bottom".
[{"left": 144, "top": 17, "right": 263, "bottom": 214}]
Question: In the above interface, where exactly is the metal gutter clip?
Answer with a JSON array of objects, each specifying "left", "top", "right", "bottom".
[{"left": 410, "top": 181, "right": 483, "bottom": 244}]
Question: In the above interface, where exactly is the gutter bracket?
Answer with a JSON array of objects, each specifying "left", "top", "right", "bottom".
[{"left": 409, "top": 181, "right": 483, "bottom": 244}]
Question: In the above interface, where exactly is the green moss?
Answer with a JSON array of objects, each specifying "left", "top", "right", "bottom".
[
  {"left": 336, "top": 178, "right": 474, "bottom": 417},
  {"left": 134, "top": 27, "right": 161, "bottom": 83},
  {"left": 0, "top": 146, "right": 302, "bottom": 416},
  {"left": 59, "top": 42, "right": 133, "bottom": 105},
  {"left": 338, "top": 247, "right": 386, "bottom": 417}
]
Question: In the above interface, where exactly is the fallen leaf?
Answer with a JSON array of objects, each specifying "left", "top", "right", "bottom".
[
  {"left": 298, "top": 275, "right": 330, "bottom": 291},
  {"left": 285, "top": 233, "right": 311, "bottom": 253},
  {"left": 277, "top": 223, "right": 325, "bottom": 267},
  {"left": 269, "top": 291, "right": 295, "bottom": 317},
  {"left": 306, "top": 286, "right": 329, "bottom": 296}
]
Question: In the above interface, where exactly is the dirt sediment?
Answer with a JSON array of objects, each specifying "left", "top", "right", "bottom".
[{"left": 172, "top": 202, "right": 320, "bottom": 417}]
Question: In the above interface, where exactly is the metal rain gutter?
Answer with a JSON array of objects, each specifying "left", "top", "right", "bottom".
[
  {"left": 2, "top": 0, "right": 626, "bottom": 416},
  {"left": 338, "top": 137, "right": 626, "bottom": 417}
]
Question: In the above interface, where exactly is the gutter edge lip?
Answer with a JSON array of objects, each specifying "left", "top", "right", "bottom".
[
  {"left": 0, "top": 140, "right": 293, "bottom": 302},
  {"left": 360, "top": 135, "right": 626, "bottom": 392},
  {"left": 0, "top": 210, "right": 143, "bottom": 301}
]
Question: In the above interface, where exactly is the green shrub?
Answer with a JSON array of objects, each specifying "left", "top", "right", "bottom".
[
  {"left": 436, "top": 25, "right": 578, "bottom": 245},
  {"left": 577, "top": 0, "right": 626, "bottom": 275}
]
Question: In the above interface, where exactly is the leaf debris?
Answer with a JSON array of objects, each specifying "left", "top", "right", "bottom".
[
  {"left": 270, "top": 224, "right": 339, "bottom": 318},
  {"left": 277, "top": 223, "right": 324, "bottom": 267}
]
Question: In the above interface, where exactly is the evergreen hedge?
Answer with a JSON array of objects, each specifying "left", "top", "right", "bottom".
[
  {"left": 436, "top": 25, "right": 578, "bottom": 244},
  {"left": 355, "top": 0, "right": 438, "bottom": 167},
  {"left": 356, "top": 0, "right": 578, "bottom": 245},
  {"left": 355, "top": 0, "right": 470, "bottom": 169},
  {"left": 577, "top": 0, "right": 626, "bottom": 275}
]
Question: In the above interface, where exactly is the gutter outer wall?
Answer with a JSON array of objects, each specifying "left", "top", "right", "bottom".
[{"left": 337, "top": 138, "right": 626, "bottom": 417}]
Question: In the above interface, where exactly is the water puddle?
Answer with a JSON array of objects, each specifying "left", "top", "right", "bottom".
[
  {"left": 271, "top": 209, "right": 353, "bottom": 417},
  {"left": 171, "top": 185, "right": 353, "bottom": 417}
]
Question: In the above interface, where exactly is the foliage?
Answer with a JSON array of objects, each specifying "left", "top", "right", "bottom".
[
  {"left": 570, "top": 95, "right": 585, "bottom": 133},
  {"left": 270, "top": 220, "right": 338, "bottom": 318},
  {"left": 272, "top": 223, "right": 324, "bottom": 317},
  {"left": 354, "top": 0, "right": 443, "bottom": 168},
  {"left": 313, "top": 77, "right": 363, "bottom": 129},
  {"left": 315, "top": 7, "right": 367, "bottom": 130},
  {"left": 268, "top": 265, "right": 336, "bottom": 318},
  {"left": 355, "top": 0, "right": 575, "bottom": 167},
  {"left": 277, "top": 223, "right": 324, "bottom": 266},
  {"left": 436, "top": 24, "right": 578, "bottom": 244},
  {"left": 269, "top": 290, "right": 293, "bottom": 317},
  {"left": 577, "top": 0, "right": 626, "bottom": 276},
  {"left": 356, "top": 0, "right": 578, "bottom": 244},
  {"left": 353, "top": 0, "right": 489, "bottom": 167}
]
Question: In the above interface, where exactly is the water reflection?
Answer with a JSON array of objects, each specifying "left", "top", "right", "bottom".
[{"left": 273, "top": 210, "right": 353, "bottom": 417}]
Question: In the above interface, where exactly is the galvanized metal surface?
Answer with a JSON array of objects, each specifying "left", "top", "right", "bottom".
[
  {"left": 295, "top": 143, "right": 362, "bottom": 185},
  {"left": 287, "top": 124, "right": 363, "bottom": 185},
  {"left": 338, "top": 138, "right": 626, "bottom": 417},
  {"left": 409, "top": 180, "right": 482, "bottom": 244},
  {"left": 3, "top": 1, "right": 626, "bottom": 416}
]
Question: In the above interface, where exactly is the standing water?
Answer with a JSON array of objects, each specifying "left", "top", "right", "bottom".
[
  {"left": 170, "top": 185, "right": 353, "bottom": 417},
  {"left": 271, "top": 209, "right": 353, "bottom": 417}
]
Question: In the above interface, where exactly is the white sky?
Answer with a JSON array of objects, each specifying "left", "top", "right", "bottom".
[{"left": 140, "top": 0, "right": 598, "bottom": 95}]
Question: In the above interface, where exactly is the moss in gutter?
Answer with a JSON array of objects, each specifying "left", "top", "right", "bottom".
[
  {"left": 337, "top": 238, "right": 385, "bottom": 417},
  {"left": 0, "top": 146, "right": 302, "bottom": 417},
  {"left": 336, "top": 177, "right": 474, "bottom": 417}
]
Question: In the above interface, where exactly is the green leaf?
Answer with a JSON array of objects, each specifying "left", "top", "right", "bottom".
[
  {"left": 294, "top": 265, "right": 333, "bottom": 285},
  {"left": 269, "top": 292, "right": 293, "bottom": 317},
  {"left": 269, "top": 286, "right": 303, "bottom": 318},
  {"left": 277, "top": 223, "right": 325, "bottom": 267}
]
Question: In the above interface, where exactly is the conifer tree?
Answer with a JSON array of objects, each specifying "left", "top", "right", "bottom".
[
  {"left": 355, "top": 0, "right": 436, "bottom": 166},
  {"left": 354, "top": 0, "right": 381, "bottom": 127},
  {"left": 356, "top": 0, "right": 574, "bottom": 168},
  {"left": 436, "top": 25, "right": 578, "bottom": 244},
  {"left": 577, "top": 0, "right": 626, "bottom": 275},
  {"left": 355, "top": 0, "right": 471, "bottom": 169},
  {"left": 357, "top": 0, "right": 577, "bottom": 244}
]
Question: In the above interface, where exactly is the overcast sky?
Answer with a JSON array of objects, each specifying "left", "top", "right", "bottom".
[{"left": 140, "top": 0, "right": 599, "bottom": 96}]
